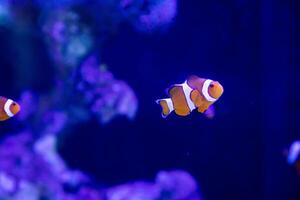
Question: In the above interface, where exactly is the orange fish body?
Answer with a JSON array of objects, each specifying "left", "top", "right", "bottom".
[
  {"left": 0, "top": 97, "right": 21, "bottom": 121},
  {"left": 156, "top": 75, "right": 223, "bottom": 118}
]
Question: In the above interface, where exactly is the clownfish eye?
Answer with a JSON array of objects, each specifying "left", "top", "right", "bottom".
[
  {"left": 12, "top": 102, "right": 16, "bottom": 106},
  {"left": 209, "top": 84, "right": 214, "bottom": 88}
]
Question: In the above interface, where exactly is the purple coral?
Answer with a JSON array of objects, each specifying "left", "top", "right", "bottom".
[
  {"left": 134, "top": 0, "right": 178, "bottom": 32},
  {"left": 0, "top": 132, "right": 61, "bottom": 197},
  {"left": 0, "top": 172, "right": 16, "bottom": 194},
  {"left": 16, "top": 91, "right": 37, "bottom": 121},
  {"left": 106, "top": 182, "right": 160, "bottom": 200},
  {"left": 106, "top": 170, "right": 202, "bottom": 200},
  {"left": 42, "top": 111, "right": 68, "bottom": 135},
  {"left": 78, "top": 56, "right": 138, "bottom": 124},
  {"left": 43, "top": 10, "right": 93, "bottom": 67},
  {"left": 0, "top": 131, "right": 95, "bottom": 199},
  {"left": 156, "top": 170, "right": 200, "bottom": 200},
  {"left": 79, "top": 56, "right": 114, "bottom": 85}
]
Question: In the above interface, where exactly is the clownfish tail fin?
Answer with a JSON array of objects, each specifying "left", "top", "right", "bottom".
[{"left": 156, "top": 98, "right": 174, "bottom": 118}]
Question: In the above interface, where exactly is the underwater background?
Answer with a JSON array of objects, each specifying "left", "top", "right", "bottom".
[{"left": 0, "top": 0, "right": 299, "bottom": 200}]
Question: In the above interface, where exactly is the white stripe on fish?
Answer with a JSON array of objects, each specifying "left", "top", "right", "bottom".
[
  {"left": 181, "top": 81, "right": 196, "bottom": 112},
  {"left": 4, "top": 99, "right": 14, "bottom": 117},
  {"left": 202, "top": 79, "right": 217, "bottom": 102}
]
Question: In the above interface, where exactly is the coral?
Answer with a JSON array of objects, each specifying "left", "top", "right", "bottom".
[
  {"left": 43, "top": 9, "right": 93, "bottom": 68},
  {"left": 133, "top": 0, "right": 178, "bottom": 32},
  {"left": 78, "top": 56, "right": 138, "bottom": 124},
  {"left": 106, "top": 170, "right": 202, "bottom": 200},
  {"left": 0, "top": 1, "right": 203, "bottom": 200}
]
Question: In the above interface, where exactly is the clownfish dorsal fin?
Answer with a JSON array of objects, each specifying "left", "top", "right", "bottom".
[
  {"left": 187, "top": 75, "right": 199, "bottom": 82},
  {"left": 168, "top": 84, "right": 181, "bottom": 96}
]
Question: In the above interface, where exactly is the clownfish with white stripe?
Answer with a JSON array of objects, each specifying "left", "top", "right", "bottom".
[
  {"left": 0, "top": 97, "right": 20, "bottom": 121},
  {"left": 156, "top": 75, "right": 224, "bottom": 118}
]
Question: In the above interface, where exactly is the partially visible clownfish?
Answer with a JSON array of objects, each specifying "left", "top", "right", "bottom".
[
  {"left": 0, "top": 96, "right": 20, "bottom": 121},
  {"left": 156, "top": 75, "right": 224, "bottom": 118}
]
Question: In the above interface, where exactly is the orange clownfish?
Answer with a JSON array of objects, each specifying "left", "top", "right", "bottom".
[
  {"left": 0, "top": 97, "right": 20, "bottom": 121},
  {"left": 156, "top": 75, "right": 224, "bottom": 118}
]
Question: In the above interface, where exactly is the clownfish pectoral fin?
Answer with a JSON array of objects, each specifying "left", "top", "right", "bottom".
[
  {"left": 156, "top": 98, "right": 174, "bottom": 118},
  {"left": 198, "top": 105, "right": 209, "bottom": 113}
]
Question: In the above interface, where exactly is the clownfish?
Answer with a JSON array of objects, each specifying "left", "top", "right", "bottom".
[
  {"left": 156, "top": 75, "right": 224, "bottom": 118},
  {"left": 0, "top": 97, "right": 20, "bottom": 121}
]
